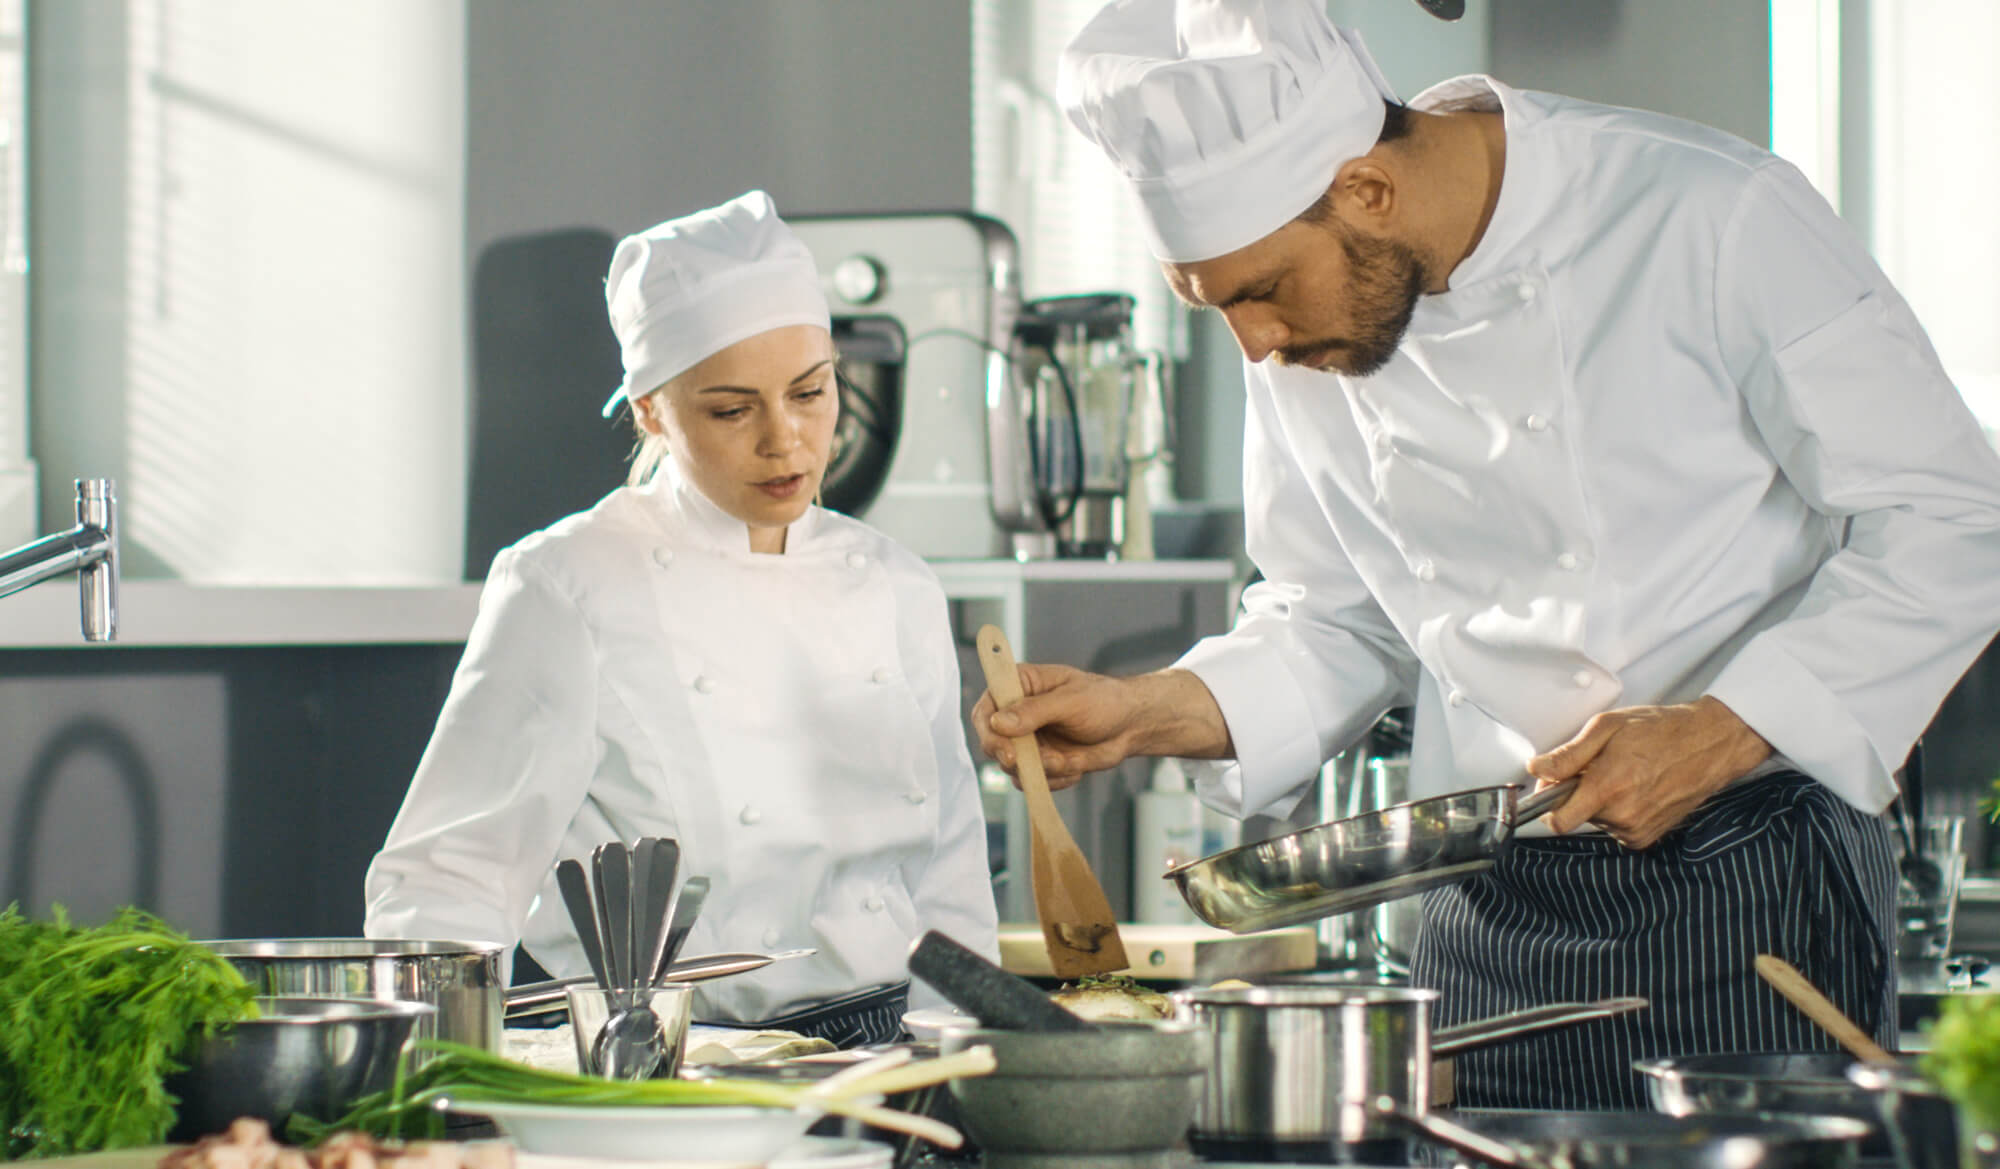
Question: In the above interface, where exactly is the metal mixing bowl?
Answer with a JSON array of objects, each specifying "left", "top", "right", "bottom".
[{"left": 165, "top": 996, "right": 435, "bottom": 1141}]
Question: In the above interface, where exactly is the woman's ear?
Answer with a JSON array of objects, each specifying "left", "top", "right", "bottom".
[{"left": 633, "top": 392, "right": 667, "bottom": 437}]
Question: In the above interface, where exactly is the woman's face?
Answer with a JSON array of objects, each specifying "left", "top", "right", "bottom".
[{"left": 640, "top": 323, "right": 839, "bottom": 553}]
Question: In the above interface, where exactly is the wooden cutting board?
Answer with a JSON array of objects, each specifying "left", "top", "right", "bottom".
[{"left": 997, "top": 922, "right": 1318, "bottom": 983}]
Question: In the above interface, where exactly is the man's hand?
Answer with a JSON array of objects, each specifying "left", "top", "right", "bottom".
[
  {"left": 972, "top": 665, "right": 1231, "bottom": 791},
  {"left": 1526, "top": 695, "right": 1771, "bottom": 849}
]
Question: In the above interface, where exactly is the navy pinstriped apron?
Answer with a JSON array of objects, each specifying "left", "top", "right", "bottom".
[
  {"left": 1410, "top": 771, "right": 1897, "bottom": 1109},
  {"left": 729, "top": 980, "right": 910, "bottom": 1049}
]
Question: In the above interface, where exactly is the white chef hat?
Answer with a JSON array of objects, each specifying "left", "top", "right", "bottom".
[
  {"left": 599, "top": 189, "right": 831, "bottom": 418},
  {"left": 1057, "top": 0, "right": 1398, "bottom": 263}
]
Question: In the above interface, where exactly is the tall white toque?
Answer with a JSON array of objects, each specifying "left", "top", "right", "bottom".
[{"left": 1057, "top": 0, "right": 1399, "bottom": 263}]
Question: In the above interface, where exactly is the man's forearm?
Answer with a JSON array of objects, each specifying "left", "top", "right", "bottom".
[{"left": 1128, "top": 668, "right": 1235, "bottom": 760}]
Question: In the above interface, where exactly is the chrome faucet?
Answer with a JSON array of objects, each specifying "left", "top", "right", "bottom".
[{"left": 0, "top": 479, "right": 119, "bottom": 641}]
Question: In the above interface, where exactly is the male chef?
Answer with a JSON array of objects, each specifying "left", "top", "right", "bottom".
[{"left": 971, "top": 0, "right": 2000, "bottom": 1108}]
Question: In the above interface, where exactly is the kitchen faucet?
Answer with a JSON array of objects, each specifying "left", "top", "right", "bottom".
[{"left": 0, "top": 479, "right": 118, "bottom": 641}]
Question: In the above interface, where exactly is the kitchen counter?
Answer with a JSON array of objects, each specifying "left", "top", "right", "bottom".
[{"left": 0, "top": 560, "right": 1239, "bottom": 649}]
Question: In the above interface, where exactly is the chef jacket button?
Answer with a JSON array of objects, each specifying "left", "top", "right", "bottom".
[
  {"left": 652, "top": 547, "right": 674, "bottom": 568},
  {"left": 846, "top": 552, "right": 867, "bottom": 569},
  {"left": 1517, "top": 282, "right": 1537, "bottom": 302},
  {"left": 739, "top": 805, "right": 763, "bottom": 825},
  {"left": 871, "top": 667, "right": 893, "bottom": 684},
  {"left": 905, "top": 790, "right": 927, "bottom": 805},
  {"left": 762, "top": 928, "right": 781, "bottom": 948},
  {"left": 1373, "top": 432, "right": 1393, "bottom": 455},
  {"left": 1524, "top": 414, "right": 1550, "bottom": 433},
  {"left": 864, "top": 896, "right": 886, "bottom": 913},
  {"left": 1557, "top": 552, "right": 1581, "bottom": 571},
  {"left": 1447, "top": 689, "right": 1467, "bottom": 708},
  {"left": 1572, "top": 670, "right": 1594, "bottom": 689},
  {"left": 693, "top": 675, "right": 716, "bottom": 695},
  {"left": 1414, "top": 559, "right": 1437, "bottom": 582}
]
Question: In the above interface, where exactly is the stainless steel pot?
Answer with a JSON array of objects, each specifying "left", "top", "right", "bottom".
[
  {"left": 203, "top": 939, "right": 506, "bottom": 1053},
  {"left": 1169, "top": 984, "right": 1647, "bottom": 1159}
]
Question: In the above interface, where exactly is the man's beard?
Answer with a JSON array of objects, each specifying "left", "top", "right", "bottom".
[{"left": 1278, "top": 223, "right": 1427, "bottom": 378}]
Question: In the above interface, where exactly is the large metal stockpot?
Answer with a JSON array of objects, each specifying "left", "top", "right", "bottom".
[
  {"left": 203, "top": 939, "right": 506, "bottom": 1053},
  {"left": 1171, "top": 984, "right": 1648, "bottom": 1161}
]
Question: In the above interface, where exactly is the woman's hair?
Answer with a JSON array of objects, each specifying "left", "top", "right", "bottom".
[{"left": 626, "top": 391, "right": 669, "bottom": 487}]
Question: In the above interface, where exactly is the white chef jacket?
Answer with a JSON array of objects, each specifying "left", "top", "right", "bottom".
[
  {"left": 1180, "top": 76, "right": 2000, "bottom": 822},
  {"left": 363, "top": 460, "right": 1000, "bottom": 1021}
]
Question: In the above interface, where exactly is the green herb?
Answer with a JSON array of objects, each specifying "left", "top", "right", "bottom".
[
  {"left": 1922, "top": 993, "right": 2000, "bottom": 1132},
  {"left": 292, "top": 1042, "right": 842, "bottom": 1144},
  {"left": 1074, "top": 974, "right": 1144, "bottom": 992},
  {"left": 0, "top": 904, "right": 258, "bottom": 1161}
]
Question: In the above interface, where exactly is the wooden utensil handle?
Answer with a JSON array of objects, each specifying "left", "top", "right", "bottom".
[
  {"left": 975, "top": 625, "right": 1059, "bottom": 815},
  {"left": 1754, "top": 954, "right": 1895, "bottom": 1063}
]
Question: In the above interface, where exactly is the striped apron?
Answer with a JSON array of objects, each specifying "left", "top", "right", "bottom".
[
  {"left": 1410, "top": 771, "right": 1897, "bottom": 1109},
  {"left": 731, "top": 980, "right": 911, "bottom": 1049}
]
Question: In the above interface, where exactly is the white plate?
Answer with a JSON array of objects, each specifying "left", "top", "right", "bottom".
[
  {"left": 512, "top": 1135, "right": 890, "bottom": 1169},
  {"left": 898, "top": 1007, "right": 977, "bottom": 1041},
  {"left": 444, "top": 1098, "right": 818, "bottom": 1164}
]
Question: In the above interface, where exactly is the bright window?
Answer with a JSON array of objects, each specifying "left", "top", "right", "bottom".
[{"left": 1772, "top": 0, "right": 2000, "bottom": 432}]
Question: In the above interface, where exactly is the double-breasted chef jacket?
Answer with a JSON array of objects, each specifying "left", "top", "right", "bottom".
[
  {"left": 1180, "top": 75, "right": 2000, "bottom": 823},
  {"left": 364, "top": 460, "right": 1001, "bottom": 1022}
]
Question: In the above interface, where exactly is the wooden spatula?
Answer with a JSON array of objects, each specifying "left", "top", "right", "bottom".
[
  {"left": 1754, "top": 953, "right": 1895, "bottom": 1063},
  {"left": 975, "top": 624, "right": 1129, "bottom": 979}
]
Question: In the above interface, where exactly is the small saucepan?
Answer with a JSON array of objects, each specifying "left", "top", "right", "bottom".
[
  {"left": 1166, "top": 779, "right": 1577, "bottom": 933},
  {"left": 1170, "top": 983, "right": 1646, "bottom": 1160}
]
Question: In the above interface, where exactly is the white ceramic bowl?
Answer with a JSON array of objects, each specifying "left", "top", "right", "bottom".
[
  {"left": 440, "top": 1099, "right": 819, "bottom": 1163},
  {"left": 897, "top": 1008, "right": 976, "bottom": 1043}
]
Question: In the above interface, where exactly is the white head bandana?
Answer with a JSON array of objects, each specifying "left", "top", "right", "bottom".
[
  {"left": 1057, "top": 0, "right": 1398, "bottom": 263},
  {"left": 600, "top": 190, "right": 831, "bottom": 418}
]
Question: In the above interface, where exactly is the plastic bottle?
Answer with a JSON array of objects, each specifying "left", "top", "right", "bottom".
[{"left": 1132, "top": 758, "right": 1206, "bottom": 924}]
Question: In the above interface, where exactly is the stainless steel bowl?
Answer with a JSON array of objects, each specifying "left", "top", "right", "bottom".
[
  {"left": 165, "top": 996, "right": 434, "bottom": 1142},
  {"left": 202, "top": 938, "right": 504, "bottom": 1053},
  {"left": 1165, "top": 785, "right": 1519, "bottom": 932}
]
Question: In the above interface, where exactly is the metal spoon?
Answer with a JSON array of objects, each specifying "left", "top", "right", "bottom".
[
  {"left": 592, "top": 842, "right": 667, "bottom": 1080},
  {"left": 602, "top": 838, "right": 680, "bottom": 1079},
  {"left": 655, "top": 875, "right": 712, "bottom": 984},
  {"left": 555, "top": 858, "right": 611, "bottom": 993}
]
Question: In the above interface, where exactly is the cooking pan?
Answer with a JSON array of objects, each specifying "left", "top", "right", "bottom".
[
  {"left": 1386, "top": 1106, "right": 1871, "bottom": 1169},
  {"left": 1172, "top": 984, "right": 1646, "bottom": 1159},
  {"left": 1167, "top": 778, "right": 1578, "bottom": 933},
  {"left": 1639, "top": 1052, "right": 1958, "bottom": 1168}
]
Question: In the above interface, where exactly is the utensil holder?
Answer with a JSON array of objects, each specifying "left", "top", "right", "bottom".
[{"left": 563, "top": 984, "right": 694, "bottom": 1079}]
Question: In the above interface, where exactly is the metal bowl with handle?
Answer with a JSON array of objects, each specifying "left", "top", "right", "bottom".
[
  {"left": 1387, "top": 1106, "right": 1871, "bottom": 1169},
  {"left": 1166, "top": 779, "right": 1577, "bottom": 933},
  {"left": 1637, "top": 1052, "right": 1893, "bottom": 1154}
]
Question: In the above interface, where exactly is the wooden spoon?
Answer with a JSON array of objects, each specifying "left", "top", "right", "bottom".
[
  {"left": 1754, "top": 953, "right": 1896, "bottom": 1063},
  {"left": 975, "top": 625, "right": 1128, "bottom": 979}
]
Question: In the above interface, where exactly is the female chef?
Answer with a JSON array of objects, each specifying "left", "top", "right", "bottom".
[{"left": 362, "top": 189, "right": 1000, "bottom": 1046}]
